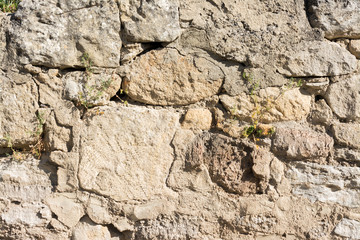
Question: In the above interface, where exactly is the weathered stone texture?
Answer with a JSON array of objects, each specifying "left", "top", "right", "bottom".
[
  {"left": 124, "top": 48, "right": 224, "bottom": 105},
  {"left": 46, "top": 193, "right": 84, "bottom": 228},
  {"left": 120, "top": 0, "right": 180, "bottom": 42},
  {"left": 0, "top": 13, "right": 10, "bottom": 68},
  {"left": 287, "top": 162, "right": 360, "bottom": 208},
  {"left": 349, "top": 39, "right": 360, "bottom": 58},
  {"left": 278, "top": 41, "right": 357, "bottom": 77},
  {"left": 307, "top": 0, "right": 360, "bottom": 39},
  {"left": 186, "top": 133, "right": 259, "bottom": 195},
  {"left": 0, "top": 158, "right": 52, "bottom": 203},
  {"left": 0, "top": 72, "right": 39, "bottom": 148},
  {"left": 325, "top": 74, "right": 360, "bottom": 121},
  {"left": 78, "top": 106, "right": 179, "bottom": 201},
  {"left": 331, "top": 122, "right": 360, "bottom": 149},
  {"left": 72, "top": 217, "right": 112, "bottom": 240},
  {"left": 2, "top": 0, "right": 360, "bottom": 239},
  {"left": 220, "top": 87, "right": 312, "bottom": 123},
  {"left": 9, "top": 0, "right": 121, "bottom": 68},
  {"left": 272, "top": 127, "right": 333, "bottom": 160},
  {"left": 334, "top": 218, "right": 360, "bottom": 239},
  {"left": 63, "top": 70, "right": 122, "bottom": 107},
  {"left": 181, "top": 108, "right": 212, "bottom": 130}
]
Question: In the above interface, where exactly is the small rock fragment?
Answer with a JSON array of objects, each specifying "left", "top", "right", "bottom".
[
  {"left": 182, "top": 108, "right": 212, "bottom": 130},
  {"left": 334, "top": 218, "right": 360, "bottom": 239}
]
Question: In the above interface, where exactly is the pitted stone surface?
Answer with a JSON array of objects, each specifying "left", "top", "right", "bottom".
[
  {"left": 124, "top": 48, "right": 224, "bottom": 105},
  {"left": 287, "top": 162, "right": 360, "bottom": 208},
  {"left": 307, "top": 0, "right": 360, "bottom": 39},
  {"left": 186, "top": 133, "right": 258, "bottom": 195},
  {"left": 78, "top": 105, "right": 179, "bottom": 201},
  {"left": 120, "top": 0, "right": 180, "bottom": 42},
  {"left": 9, "top": 0, "right": 121, "bottom": 68},
  {"left": 325, "top": 74, "right": 360, "bottom": 121},
  {"left": 272, "top": 127, "right": 333, "bottom": 160}
]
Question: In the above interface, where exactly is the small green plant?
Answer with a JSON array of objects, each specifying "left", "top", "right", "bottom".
[
  {"left": 78, "top": 53, "right": 128, "bottom": 109},
  {"left": 78, "top": 78, "right": 113, "bottom": 109},
  {"left": 29, "top": 111, "right": 45, "bottom": 158},
  {"left": 242, "top": 71, "right": 260, "bottom": 95},
  {"left": 81, "top": 52, "right": 93, "bottom": 75},
  {"left": 2, "top": 111, "right": 45, "bottom": 160},
  {"left": 239, "top": 71, "right": 275, "bottom": 141},
  {"left": 3, "top": 134, "right": 26, "bottom": 161},
  {"left": 283, "top": 78, "right": 303, "bottom": 90},
  {"left": 0, "top": 0, "right": 21, "bottom": 13},
  {"left": 113, "top": 88, "right": 128, "bottom": 105}
]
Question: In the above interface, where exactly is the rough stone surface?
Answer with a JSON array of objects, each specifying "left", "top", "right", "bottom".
[
  {"left": 309, "top": 99, "right": 333, "bottom": 125},
  {"left": 181, "top": 108, "right": 212, "bottom": 130},
  {"left": 124, "top": 48, "right": 224, "bottom": 105},
  {"left": 120, "top": 0, "right": 180, "bottom": 42},
  {"left": 335, "top": 148, "right": 360, "bottom": 164},
  {"left": 220, "top": 87, "right": 312, "bottom": 123},
  {"left": 287, "top": 162, "right": 360, "bottom": 208},
  {"left": 349, "top": 39, "right": 360, "bottom": 58},
  {"left": 0, "top": 158, "right": 52, "bottom": 202},
  {"left": 325, "top": 74, "right": 360, "bottom": 121},
  {"left": 2, "top": 0, "right": 360, "bottom": 239},
  {"left": 186, "top": 133, "right": 259, "bottom": 195},
  {"left": 63, "top": 70, "right": 122, "bottom": 106},
  {"left": 72, "top": 217, "right": 112, "bottom": 240},
  {"left": 272, "top": 127, "right": 333, "bottom": 160},
  {"left": 331, "top": 122, "right": 360, "bottom": 149},
  {"left": 86, "top": 195, "right": 112, "bottom": 225},
  {"left": 78, "top": 105, "right": 179, "bottom": 201},
  {"left": 9, "top": 0, "right": 121, "bottom": 68},
  {"left": 131, "top": 200, "right": 174, "bottom": 221},
  {"left": 0, "top": 71, "right": 39, "bottom": 148},
  {"left": 277, "top": 41, "right": 357, "bottom": 77},
  {"left": 307, "top": 0, "right": 360, "bottom": 39},
  {"left": 0, "top": 13, "right": 10, "bottom": 69},
  {"left": 2, "top": 202, "right": 51, "bottom": 227},
  {"left": 334, "top": 218, "right": 360, "bottom": 239},
  {"left": 46, "top": 193, "right": 84, "bottom": 228}
]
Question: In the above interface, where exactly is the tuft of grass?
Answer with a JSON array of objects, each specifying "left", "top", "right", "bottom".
[
  {"left": 0, "top": 0, "right": 21, "bottom": 13},
  {"left": 2, "top": 111, "right": 46, "bottom": 161}
]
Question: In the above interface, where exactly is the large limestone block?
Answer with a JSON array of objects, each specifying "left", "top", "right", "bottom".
[
  {"left": 78, "top": 105, "right": 179, "bottom": 201},
  {"left": 278, "top": 41, "right": 357, "bottom": 77},
  {"left": 307, "top": 0, "right": 360, "bottom": 39},
  {"left": 220, "top": 87, "right": 311, "bottom": 124},
  {"left": 331, "top": 123, "right": 360, "bottom": 149},
  {"left": 325, "top": 74, "right": 360, "bottom": 121},
  {"left": 120, "top": 0, "right": 180, "bottom": 42},
  {"left": 0, "top": 72, "right": 39, "bottom": 148},
  {"left": 9, "top": 0, "right": 121, "bottom": 68},
  {"left": 287, "top": 162, "right": 360, "bottom": 208},
  {"left": 124, "top": 49, "right": 224, "bottom": 105},
  {"left": 272, "top": 127, "right": 333, "bottom": 160},
  {"left": 180, "top": 0, "right": 310, "bottom": 64}
]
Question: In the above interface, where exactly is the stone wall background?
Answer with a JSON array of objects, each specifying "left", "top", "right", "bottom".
[{"left": 1, "top": 0, "right": 360, "bottom": 239}]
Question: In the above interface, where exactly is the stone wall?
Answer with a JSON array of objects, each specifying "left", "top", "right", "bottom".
[{"left": 0, "top": 0, "right": 360, "bottom": 239}]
